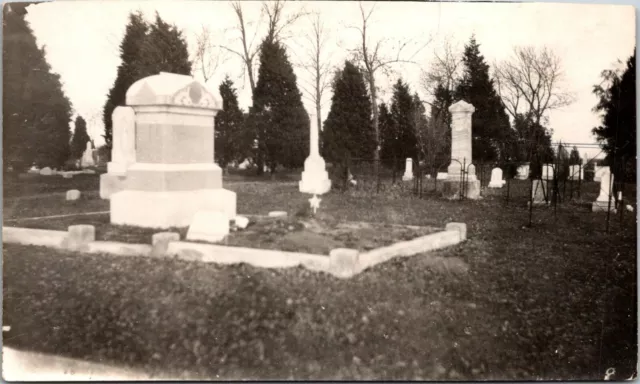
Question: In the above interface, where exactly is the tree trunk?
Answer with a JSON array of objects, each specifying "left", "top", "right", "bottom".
[{"left": 368, "top": 73, "right": 380, "bottom": 183}]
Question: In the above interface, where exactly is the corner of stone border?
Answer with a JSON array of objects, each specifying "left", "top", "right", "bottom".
[
  {"left": 445, "top": 222, "right": 467, "bottom": 241},
  {"left": 328, "top": 248, "right": 360, "bottom": 278}
]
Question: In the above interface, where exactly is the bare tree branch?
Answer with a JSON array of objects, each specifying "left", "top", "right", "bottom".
[{"left": 494, "top": 46, "right": 575, "bottom": 125}]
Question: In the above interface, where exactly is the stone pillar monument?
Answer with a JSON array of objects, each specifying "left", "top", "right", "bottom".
[
  {"left": 110, "top": 72, "right": 236, "bottom": 228},
  {"left": 402, "top": 158, "right": 414, "bottom": 181},
  {"left": 100, "top": 106, "right": 136, "bottom": 199},
  {"left": 441, "top": 100, "right": 480, "bottom": 199},
  {"left": 80, "top": 141, "right": 95, "bottom": 168},
  {"left": 592, "top": 166, "right": 616, "bottom": 213},
  {"left": 299, "top": 113, "right": 331, "bottom": 195}
]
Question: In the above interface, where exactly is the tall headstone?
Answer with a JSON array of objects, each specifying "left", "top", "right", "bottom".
[
  {"left": 299, "top": 113, "right": 331, "bottom": 195},
  {"left": 100, "top": 106, "right": 136, "bottom": 199},
  {"left": 542, "top": 164, "right": 554, "bottom": 181},
  {"left": 592, "top": 166, "right": 616, "bottom": 213},
  {"left": 80, "top": 141, "right": 95, "bottom": 168},
  {"left": 594, "top": 166, "right": 606, "bottom": 182},
  {"left": 402, "top": 158, "right": 414, "bottom": 181},
  {"left": 516, "top": 163, "right": 530, "bottom": 180},
  {"left": 110, "top": 72, "right": 237, "bottom": 228},
  {"left": 442, "top": 100, "right": 480, "bottom": 199},
  {"left": 569, "top": 165, "right": 583, "bottom": 180},
  {"left": 531, "top": 179, "right": 548, "bottom": 205},
  {"left": 488, "top": 167, "right": 505, "bottom": 188}
]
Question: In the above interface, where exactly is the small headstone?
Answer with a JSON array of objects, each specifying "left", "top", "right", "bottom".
[
  {"left": 516, "top": 164, "right": 530, "bottom": 180},
  {"left": 436, "top": 172, "right": 448, "bottom": 180},
  {"left": 626, "top": 205, "right": 634, "bottom": 212},
  {"left": 28, "top": 167, "right": 40, "bottom": 174},
  {"left": 39, "top": 167, "right": 52, "bottom": 176},
  {"left": 186, "top": 211, "right": 230, "bottom": 243},
  {"left": 234, "top": 215, "right": 250, "bottom": 229},
  {"left": 62, "top": 173, "right": 73, "bottom": 179},
  {"left": 268, "top": 211, "right": 287, "bottom": 218},
  {"left": 488, "top": 167, "right": 505, "bottom": 188},
  {"left": 402, "top": 158, "right": 414, "bottom": 181},
  {"left": 66, "top": 189, "right": 81, "bottom": 201},
  {"left": 592, "top": 166, "right": 616, "bottom": 213},
  {"left": 426, "top": 175, "right": 432, "bottom": 179}
]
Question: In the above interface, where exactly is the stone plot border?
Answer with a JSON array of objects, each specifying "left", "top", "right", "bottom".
[{"left": 2, "top": 222, "right": 467, "bottom": 279}]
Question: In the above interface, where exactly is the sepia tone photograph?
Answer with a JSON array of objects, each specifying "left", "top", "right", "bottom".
[{"left": 2, "top": 0, "right": 637, "bottom": 380}]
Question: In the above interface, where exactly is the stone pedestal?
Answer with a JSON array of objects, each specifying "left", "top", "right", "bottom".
[
  {"left": 592, "top": 166, "right": 616, "bottom": 213},
  {"left": 442, "top": 100, "right": 480, "bottom": 199},
  {"left": 110, "top": 72, "right": 236, "bottom": 228},
  {"left": 402, "top": 158, "right": 414, "bottom": 181},
  {"left": 80, "top": 141, "right": 95, "bottom": 168},
  {"left": 299, "top": 113, "right": 331, "bottom": 195},
  {"left": 100, "top": 106, "right": 137, "bottom": 199}
]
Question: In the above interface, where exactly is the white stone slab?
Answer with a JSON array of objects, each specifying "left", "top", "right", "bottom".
[
  {"left": 39, "top": 167, "right": 52, "bottom": 176},
  {"left": 66, "top": 189, "right": 81, "bottom": 201},
  {"left": 186, "top": 211, "right": 230, "bottom": 243}
]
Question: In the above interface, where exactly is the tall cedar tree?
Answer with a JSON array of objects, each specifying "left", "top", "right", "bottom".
[
  {"left": 215, "top": 77, "right": 247, "bottom": 169},
  {"left": 411, "top": 93, "right": 429, "bottom": 173},
  {"left": 592, "top": 51, "right": 636, "bottom": 182},
  {"left": 383, "top": 79, "right": 418, "bottom": 169},
  {"left": 455, "top": 36, "right": 513, "bottom": 163},
  {"left": 378, "top": 102, "right": 394, "bottom": 167},
  {"left": 322, "top": 61, "right": 375, "bottom": 175},
  {"left": 3, "top": 4, "right": 73, "bottom": 172},
  {"left": 70, "top": 116, "right": 90, "bottom": 160},
  {"left": 428, "top": 83, "right": 454, "bottom": 169},
  {"left": 569, "top": 146, "right": 581, "bottom": 165},
  {"left": 252, "top": 38, "right": 309, "bottom": 173},
  {"left": 513, "top": 112, "right": 553, "bottom": 178},
  {"left": 102, "top": 12, "right": 191, "bottom": 149}
]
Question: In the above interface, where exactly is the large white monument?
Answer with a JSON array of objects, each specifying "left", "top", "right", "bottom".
[
  {"left": 100, "top": 106, "right": 136, "bottom": 199},
  {"left": 299, "top": 113, "right": 331, "bottom": 195},
  {"left": 109, "top": 72, "right": 236, "bottom": 228},
  {"left": 592, "top": 166, "right": 616, "bottom": 213},
  {"left": 442, "top": 100, "right": 480, "bottom": 199}
]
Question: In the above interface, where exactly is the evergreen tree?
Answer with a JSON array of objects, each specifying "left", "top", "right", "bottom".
[
  {"left": 215, "top": 76, "right": 247, "bottom": 169},
  {"left": 378, "top": 102, "right": 394, "bottom": 167},
  {"left": 455, "top": 36, "right": 513, "bottom": 163},
  {"left": 252, "top": 38, "right": 308, "bottom": 173},
  {"left": 322, "top": 61, "right": 375, "bottom": 176},
  {"left": 3, "top": 3, "right": 73, "bottom": 172},
  {"left": 412, "top": 93, "right": 429, "bottom": 174},
  {"left": 70, "top": 116, "right": 90, "bottom": 160},
  {"left": 102, "top": 11, "right": 191, "bottom": 148},
  {"left": 383, "top": 79, "right": 418, "bottom": 169},
  {"left": 569, "top": 146, "right": 581, "bottom": 165},
  {"left": 426, "top": 83, "right": 454, "bottom": 171},
  {"left": 592, "top": 51, "right": 636, "bottom": 182}
]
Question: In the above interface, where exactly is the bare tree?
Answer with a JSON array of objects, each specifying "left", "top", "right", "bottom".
[
  {"left": 293, "top": 12, "right": 334, "bottom": 133},
  {"left": 191, "top": 26, "right": 228, "bottom": 83},
  {"left": 346, "top": 1, "right": 430, "bottom": 178},
  {"left": 221, "top": 0, "right": 306, "bottom": 97},
  {"left": 420, "top": 36, "right": 463, "bottom": 99},
  {"left": 494, "top": 46, "right": 574, "bottom": 125}
]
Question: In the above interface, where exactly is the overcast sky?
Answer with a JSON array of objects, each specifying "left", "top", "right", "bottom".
[{"left": 25, "top": 0, "right": 635, "bottom": 159}]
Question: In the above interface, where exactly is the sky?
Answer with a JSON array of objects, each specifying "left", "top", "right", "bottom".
[{"left": 24, "top": 0, "right": 636, "bottom": 159}]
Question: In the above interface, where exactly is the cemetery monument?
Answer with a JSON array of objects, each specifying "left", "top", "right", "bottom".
[
  {"left": 299, "top": 113, "right": 331, "bottom": 195},
  {"left": 592, "top": 166, "right": 616, "bottom": 213},
  {"left": 80, "top": 141, "right": 95, "bottom": 168},
  {"left": 442, "top": 100, "right": 480, "bottom": 199},
  {"left": 109, "top": 72, "right": 236, "bottom": 228},
  {"left": 402, "top": 158, "right": 414, "bottom": 181}
]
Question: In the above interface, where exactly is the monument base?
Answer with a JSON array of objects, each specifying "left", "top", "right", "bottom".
[
  {"left": 110, "top": 189, "right": 237, "bottom": 228},
  {"left": 99, "top": 173, "right": 127, "bottom": 200},
  {"left": 299, "top": 155, "right": 331, "bottom": 195},
  {"left": 402, "top": 174, "right": 414, "bottom": 181},
  {"left": 441, "top": 178, "right": 480, "bottom": 199},
  {"left": 592, "top": 200, "right": 617, "bottom": 213},
  {"left": 488, "top": 180, "right": 506, "bottom": 188}
]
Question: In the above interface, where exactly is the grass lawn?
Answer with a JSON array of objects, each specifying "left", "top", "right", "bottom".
[{"left": 2, "top": 173, "right": 637, "bottom": 380}]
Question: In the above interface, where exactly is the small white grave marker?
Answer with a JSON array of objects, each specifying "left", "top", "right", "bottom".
[{"left": 309, "top": 195, "right": 321, "bottom": 214}]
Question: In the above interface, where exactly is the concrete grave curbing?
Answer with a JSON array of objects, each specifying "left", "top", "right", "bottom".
[{"left": 3, "top": 221, "right": 468, "bottom": 279}]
